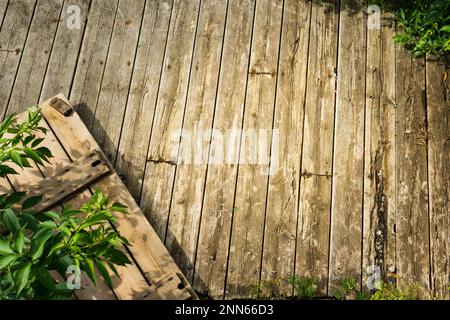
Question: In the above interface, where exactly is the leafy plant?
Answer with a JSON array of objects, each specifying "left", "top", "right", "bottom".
[
  {"left": 370, "top": 282, "right": 422, "bottom": 300},
  {"left": 249, "top": 279, "right": 284, "bottom": 300},
  {"left": 289, "top": 275, "right": 317, "bottom": 300},
  {"left": 372, "top": 0, "right": 450, "bottom": 61},
  {"left": 0, "top": 109, "right": 131, "bottom": 300},
  {"left": 334, "top": 277, "right": 357, "bottom": 300}
]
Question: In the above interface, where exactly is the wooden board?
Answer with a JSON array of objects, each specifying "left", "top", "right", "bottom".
[
  {"left": 328, "top": 0, "right": 366, "bottom": 294},
  {"left": 226, "top": 0, "right": 283, "bottom": 299},
  {"left": 193, "top": 0, "right": 255, "bottom": 299}
]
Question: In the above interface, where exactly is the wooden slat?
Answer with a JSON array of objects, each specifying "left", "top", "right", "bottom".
[
  {"left": 192, "top": 0, "right": 256, "bottom": 299},
  {"left": 395, "top": 47, "right": 430, "bottom": 293},
  {"left": 0, "top": 0, "right": 9, "bottom": 30},
  {"left": 167, "top": 0, "right": 228, "bottom": 282},
  {"left": 7, "top": 0, "right": 63, "bottom": 115},
  {"left": 140, "top": 0, "right": 201, "bottom": 240},
  {"left": 115, "top": 0, "right": 172, "bottom": 199},
  {"left": 328, "top": 0, "right": 366, "bottom": 294},
  {"left": 40, "top": 0, "right": 91, "bottom": 100},
  {"left": 90, "top": 0, "right": 145, "bottom": 160},
  {"left": 0, "top": 0, "right": 36, "bottom": 117},
  {"left": 362, "top": 12, "right": 396, "bottom": 292},
  {"left": 70, "top": 0, "right": 118, "bottom": 126},
  {"left": 261, "top": 0, "right": 310, "bottom": 295},
  {"left": 426, "top": 59, "right": 449, "bottom": 299},
  {"left": 295, "top": 0, "right": 338, "bottom": 295},
  {"left": 226, "top": 0, "right": 283, "bottom": 299},
  {"left": 40, "top": 94, "right": 195, "bottom": 299}
]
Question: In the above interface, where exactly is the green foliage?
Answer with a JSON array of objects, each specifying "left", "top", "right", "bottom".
[
  {"left": 373, "top": 0, "right": 450, "bottom": 60},
  {"left": 249, "top": 279, "right": 284, "bottom": 300},
  {"left": 289, "top": 275, "right": 317, "bottom": 300},
  {"left": 370, "top": 282, "right": 422, "bottom": 300},
  {"left": 0, "top": 110, "right": 131, "bottom": 300},
  {"left": 334, "top": 277, "right": 357, "bottom": 300}
]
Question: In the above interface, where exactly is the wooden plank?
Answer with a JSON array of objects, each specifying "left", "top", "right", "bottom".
[
  {"left": 140, "top": 0, "right": 201, "bottom": 240},
  {"left": 295, "top": 0, "right": 338, "bottom": 295},
  {"left": 226, "top": 0, "right": 283, "bottom": 299},
  {"left": 70, "top": 0, "right": 118, "bottom": 126},
  {"left": 90, "top": 0, "right": 145, "bottom": 160},
  {"left": 7, "top": 0, "right": 63, "bottom": 115},
  {"left": 0, "top": 0, "right": 36, "bottom": 117},
  {"left": 426, "top": 59, "right": 449, "bottom": 299},
  {"left": 40, "top": 94, "right": 195, "bottom": 298},
  {"left": 193, "top": 0, "right": 255, "bottom": 298},
  {"left": 261, "top": 0, "right": 310, "bottom": 295},
  {"left": 115, "top": 0, "right": 172, "bottom": 199},
  {"left": 395, "top": 47, "right": 430, "bottom": 293},
  {"left": 328, "top": 0, "right": 366, "bottom": 294},
  {"left": 362, "top": 12, "right": 396, "bottom": 292},
  {"left": 0, "top": 0, "right": 8, "bottom": 30},
  {"left": 166, "top": 0, "right": 228, "bottom": 282},
  {"left": 40, "top": 0, "right": 91, "bottom": 100}
]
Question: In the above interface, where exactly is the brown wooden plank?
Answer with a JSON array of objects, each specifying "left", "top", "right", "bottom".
[
  {"left": 395, "top": 46, "right": 430, "bottom": 293},
  {"left": 0, "top": 0, "right": 36, "bottom": 117},
  {"left": 328, "top": 0, "right": 366, "bottom": 294},
  {"left": 193, "top": 0, "right": 255, "bottom": 298},
  {"left": 140, "top": 0, "right": 201, "bottom": 240},
  {"left": 294, "top": 0, "right": 338, "bottom": 295},
  {"left": 362, "top": 11, "right": 397, "bottom": 292},
  {"left": 70, "top": 0, "right": 118, "bottom": 126},
  {"left": 226, "top": 0, "right": 283, "bottom": 299},
  {"left": 166, "top": 0, "right": 228, "bottom": 282},
  {"left": 425, "top": 59, "right": 448, "bottom": 299},
  {"left": 7, "top": 0, "right": 63, "bottom": 115},
  {"left": 261, "top": 0, "right": 310, "bottom": 295},
  {"left": 0, "top": 0, "right": 9, "bottom": 30},
  {"left": 90, "top": 0, "right": 145, "bottom": 161},
  {"left": 40, "top": 0, "right": 91, "bottom": 100},
  {"left": 115, "top": 0, "right": 172, "bottom": 199},
  {"left": 40, "top": 94, "right": 195, "bottom": 299}
]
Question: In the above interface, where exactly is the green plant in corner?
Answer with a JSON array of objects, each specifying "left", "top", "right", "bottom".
[
  {"left": 0, "top": 109, "right": 131, "bottom": 300},
  {"left": 289, "top": 275, "right": 317, "bottom": 300}
]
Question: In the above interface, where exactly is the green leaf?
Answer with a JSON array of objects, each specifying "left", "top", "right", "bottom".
[
  {"left": 84, "top": 258, "right": 97, "bottom": 286},
  {"left": 31, "top": 138, "right": 44, "bottom": 148},
  {"left": 2, "top": 208, "right": 21, "bottom": 232},
  {"left": 96, "top": 260, "right": 112, "bottom": 287},
  {"left": 0, "top": 254, "right": 17, "bottom": 270},
  {"left": 38, "top": 220, "right": 58, "bottom": 230},
  {"left": 0, "top": 165, "right": 18, "bottom": 177},
  {"left": 43, "top": 210, "right": 59, "bottom": 221},
  {"left": 9, "top": 150, "right": 23, "bottom": 168},
  {"left": 36, "top": 147, "right": 52, "bottom": 158},
  {"left": 110, "top": 202, "right": 127, "bottom": 214},
  {"left": 31, "top": 230, "right": 53, "bottom": 261},
  {"left": 22, "top": 194, "right": 43, "bottom": 210},
  {"left": 107, "top": 261, "right": 120, "bottom": 278},
  {"left": 440, "top": 25, "right": 450, "bottom": 32},
  {"left": 15, "top": 263, "right": 31, "bottom": 296},
  {"left": 36, "top": 270, "right": 55, "bottom": 291},
  {"left": 22, "top": 134, "right": 35, "bottom": 146},
  {"left": 15, "top": 225, "right": 25, "bottom": 255},
  {"left": 107, "top": 249, "right": 131, "bottom": 266},
  {"left": 0, "top": 239, "right": 14, "bottom": 254},
  {"left": 4, "top": 192, "right": 26, "bottom": 207},
  {"left": 24, "top": 148, "right": 43, "bottom": 166}
]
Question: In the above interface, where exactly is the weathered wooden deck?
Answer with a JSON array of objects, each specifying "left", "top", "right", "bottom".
[{"left": 0, "top": 0, "right": 448, "bottom": 299}]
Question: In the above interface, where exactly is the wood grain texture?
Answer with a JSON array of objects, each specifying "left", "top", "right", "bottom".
[
  {"left": 261, "top": 0, "right": 310, "bottom": 295},
  {"left": 115, "top": 0, "right": 172, "bottom": 200},
  {"left": 193, "top": 0, "right": 255, "bottom": 299},
  {"left": 7, "top": 0, "right": 63, "bottom": 115},
  {"left": 226, "top": 0, "right": 283, "bottom": 299},
  {"left": 395, "top": 46, "right": 430, "bottom": 293},
  {"left": 425, "top": 59, "right": 448, "bottom": 299},
  {"left": 328, "top": 0, "right": 366, "bottom": 294},
  {"left": 0, "top": 0, "right": 8, "bottom": 27},
  {"left": 362, "top": 12, "right": 396, "bottom": 292},
  {"left": 0, "top": 0, "right": 36, "bottom": 117},
  {"left": 90, "top": 0, "right": 145, "bottom": 161},
  {"left": 70, "top": 0, "right": 118, "bottom": 126},
  {"left": 295, "top": 0, "right": 338, "bottom": 295}
]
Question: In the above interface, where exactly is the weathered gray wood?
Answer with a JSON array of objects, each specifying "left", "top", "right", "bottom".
[
  {"left": 426, "top": 59, "right": 448, "bottom": 298},
  {"left": 362, "top": 12, "right": 397, "bottom": 293},
  {"left": 90, "top": 0, "right": 145, "bottom": 161},
  {"left": 0, "top": 0, "right": 36, "bottom": 117},
  {"left": 395, "top": 46, "right": 430, "bottom": 294},
  {"left": 328, "top": 0, "right": 366, "bottom": 294},
  {"left": 70, "top": 0, "right": 118, "bottom": 126},
  {"left": 193, "top": 0, "right": 255, "bottom": 299},
  {"left": 166, "top": 0, "right": 228, "bottom": 283},
  {"left": 140, "top": 0, "right": 201, "bottom": 241},
  {"left": 40, "top": 0, "right": 91, "bottom": 100},
  {"left": 0, "top": 0, "right": 8, "bottom": 30},
  {"left": 7, "top": 0, "right": 63, "bottom": 115},
  {"left": 261, "top": 0, "right": 310, "bottom": 295},
  {"left": 226, "top": 0, "right": 283, "bottom": 299},
  {"left": 115, "top": 0, "right": 172, "bottom": 199},
  {"left": 295, "top": 0, "right": 338, "bottom": 295}
]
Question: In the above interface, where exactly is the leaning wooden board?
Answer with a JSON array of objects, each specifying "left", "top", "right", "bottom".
[{"left": 8, "top": 94, "right": 197, "bottom": 300}]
